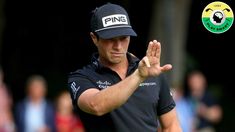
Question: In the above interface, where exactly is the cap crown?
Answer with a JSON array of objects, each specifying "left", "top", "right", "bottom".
[
  {"left": 91, "top": 3, "right": 132, "bottom": 32},
  {"left": 90, "top": 3, "right": 137, "bottom": 39}
]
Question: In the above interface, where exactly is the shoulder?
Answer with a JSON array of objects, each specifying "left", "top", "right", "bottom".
[
  {"left": 16, "top": 99, "right": 27, "bottom": 107},
  {"left": 68, "top": 67, "right": 90, "bottom": 80},
  {"left": 68, "top": 65, "right": 99, "bottom": 86},
  {"left": 15, "top": 99, "right": 28, "bottom": 113},
  {"left": 45, "top": 100, "right": 54, "bottom": 107},
  {"left": 69, "top": 64, "right": 95, "bottom": 76}
]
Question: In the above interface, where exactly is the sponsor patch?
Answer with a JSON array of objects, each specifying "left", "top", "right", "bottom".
[
  {"left": 139, "top": 82, "right": 157, "bottom": 87},
  {"left": 96, "top": 80, "right": 112, "bottom": 89},
  {"left": 102, "top": 14, "right": 128, "bottom": 27}
]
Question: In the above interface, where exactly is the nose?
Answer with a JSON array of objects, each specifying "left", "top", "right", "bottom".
[{"left": 113, "top": 39, "right": 122, "bottom": 49}]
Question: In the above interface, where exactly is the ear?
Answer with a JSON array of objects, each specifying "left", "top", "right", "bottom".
[{"left": 90, "top": 32, "right": 98, "bottom": 46}]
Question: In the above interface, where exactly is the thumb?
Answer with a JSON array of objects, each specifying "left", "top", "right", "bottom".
[
  {"left": 161, "top": 64, "right": 172, "bottom": 72},
  {"left": 143, "top": 56, "right": 150, "bottom": 67}
]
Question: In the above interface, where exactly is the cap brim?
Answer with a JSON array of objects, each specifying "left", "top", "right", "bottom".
[{"left": 96, "top": 27, "right": 137, "bottom": 39}]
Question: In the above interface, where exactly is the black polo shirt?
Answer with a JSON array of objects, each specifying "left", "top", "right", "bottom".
[{"left": 68, "top": 52, "right": 175, "bottom": 132}]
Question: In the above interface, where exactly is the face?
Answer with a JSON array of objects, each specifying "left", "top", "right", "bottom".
[
  {"left": 91, "top": 33, "right": 130, "bottom": 65},
  {"left": 28, "top": 80, "right": 46, "bottom": 100},
  {"left": 57, "top": 92, "right": 73, "bottom": 114},
  {"left": 188, "top": 72, "right": 206, "bottom": 97}
]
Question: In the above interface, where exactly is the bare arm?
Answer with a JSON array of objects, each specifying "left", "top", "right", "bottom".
[
  {"left": 78, "top": 40, "right": 172, "bottom": 116},
  {"left": 158, "top": 108, "right": 182, "bottom": 132}
]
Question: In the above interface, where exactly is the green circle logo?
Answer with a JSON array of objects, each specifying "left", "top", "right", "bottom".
[{"left": 202, "top": 1, "right": 234, "bottom": 34}]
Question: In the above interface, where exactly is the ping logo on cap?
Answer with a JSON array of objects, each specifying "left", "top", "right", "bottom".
[
  {"left": 91, "top": 3, "right": 137, "bottom": 38},
  {"left": 102, "top": 14, "right": 128, "bottom": 27}
]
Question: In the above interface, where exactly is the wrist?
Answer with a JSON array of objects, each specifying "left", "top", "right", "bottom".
[{"left": 133, "top": 69, "right": 147, "bottom": 82}]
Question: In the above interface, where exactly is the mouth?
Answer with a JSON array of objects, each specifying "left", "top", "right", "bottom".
[{"left": 111, "top": 52, "right": 124, "bottom": 57}]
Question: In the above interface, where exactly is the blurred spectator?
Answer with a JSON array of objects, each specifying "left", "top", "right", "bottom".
[
  {"left": 0, "top": 66, "right": 16, "bottom": 132},
  {"left": 186, "top": 70, "right": 222, "bottom": 132},
  {"left": 55, "top": 90, "right": 85, "bottom": 132},
  {"left": 15, "top": 75, "right": 56, "bottom": 132},
  {"left": 172, "top": 84, "right": 195, "bottom": 132}
]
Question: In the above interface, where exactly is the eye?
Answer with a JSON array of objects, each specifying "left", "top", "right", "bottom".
[
  {"left": 120, "top": 36, "right": 128, "bottom": 40},
  {"left": 116, "top": 36, "right": 128, "bottom": 41}
]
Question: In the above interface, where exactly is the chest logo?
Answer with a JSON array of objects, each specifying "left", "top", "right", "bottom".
[
  {"left": 139, "top": 82, "right": 157, "bottom": 87},
  {"left": 96, "top": 80, "right": 112, "bottom": 89}
]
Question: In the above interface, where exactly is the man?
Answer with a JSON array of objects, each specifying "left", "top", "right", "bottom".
[
  {"left": 15, "top": 75, "right": 56, "bottom": 132},
  {"left": 186, "top": 70, "right": 222, "bottom": 132},
  {"left": 68, "top": 3, "right": 182, "bottom": 132}
]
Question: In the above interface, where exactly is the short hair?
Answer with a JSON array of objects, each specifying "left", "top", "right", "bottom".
[{"left": 26, "top": 74, "right": 47, "bottom": 89}]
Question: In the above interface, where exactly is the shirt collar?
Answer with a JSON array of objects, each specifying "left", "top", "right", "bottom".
[{"left": 91, "top": 52, "right": 139, "bottom": 72}]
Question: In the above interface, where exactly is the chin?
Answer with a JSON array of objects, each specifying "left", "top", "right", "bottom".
[
  {"left": 109, "top": 58, "right": 122, "bottom": 64},
  {"left": 110, "top": 60, "right": 121, "bottom": 64}
]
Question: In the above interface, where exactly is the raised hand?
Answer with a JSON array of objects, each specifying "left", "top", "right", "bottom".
[{"left": 138, "top": 40, "right": 172, "bottom": 78}]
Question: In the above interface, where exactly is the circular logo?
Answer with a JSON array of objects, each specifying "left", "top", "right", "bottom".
[{"left": 202, "top": 1, "right": 234, "bottom": 34}]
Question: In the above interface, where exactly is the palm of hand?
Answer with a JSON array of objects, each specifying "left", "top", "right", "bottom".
[{"left": 138, "top": 40, "right": 172, "bottom": 78}]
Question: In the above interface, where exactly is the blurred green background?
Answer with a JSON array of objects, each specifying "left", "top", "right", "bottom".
[{"left": 0, "top": 0, "right": 234, "bottom": 131}]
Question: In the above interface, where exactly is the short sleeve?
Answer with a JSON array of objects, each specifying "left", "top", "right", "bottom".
[
  {"left": 157, "top": 74, "right": 175, "bottom": 116},
  {"left": 68, "top": 72, "right": 98, "bottom": 108}
]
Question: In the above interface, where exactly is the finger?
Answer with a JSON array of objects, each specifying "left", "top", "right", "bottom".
[
  {"left": 146, "top": 41, "right": 153, "bottom": 57},
  {"left": 143, "top": 56, "right": 151, "bottom": 67},
  {"left": 151, "top": 41, "right": 158, "bottom": 56},
  {"left": 161, "top": 64, "right": 172, "bottom": 72},
  {"left": 155, "top": 42, "right": 161, "bottom": 61}
]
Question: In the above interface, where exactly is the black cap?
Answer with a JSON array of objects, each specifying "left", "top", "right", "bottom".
[{"left": 90, "top": 3, "right": 137, "bottom": 39}]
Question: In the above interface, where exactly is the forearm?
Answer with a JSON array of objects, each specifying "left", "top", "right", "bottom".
[
  {"left": 161, "top": 123, "right": 182, "bottom": 132},
  {"left": 159, "top": 108, "right": 182, "bottom": 132},
  {"left": 78, "top": 69, "right": 146, "bottom": 115}
]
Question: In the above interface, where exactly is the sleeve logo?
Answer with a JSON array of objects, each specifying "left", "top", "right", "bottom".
[{"left": 71, "top": 82, "right": 80, "bottom": 100}]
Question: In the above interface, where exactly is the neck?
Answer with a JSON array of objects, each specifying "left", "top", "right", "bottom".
[
  {"left": 100, "top": 57, "right": 129, "bottom": 80},
  {"left": 113, "top": 60, "right": 129, "bottom": 80},
  {"left": 29, "top": 97, "right": 43, "bottom": 105}
]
